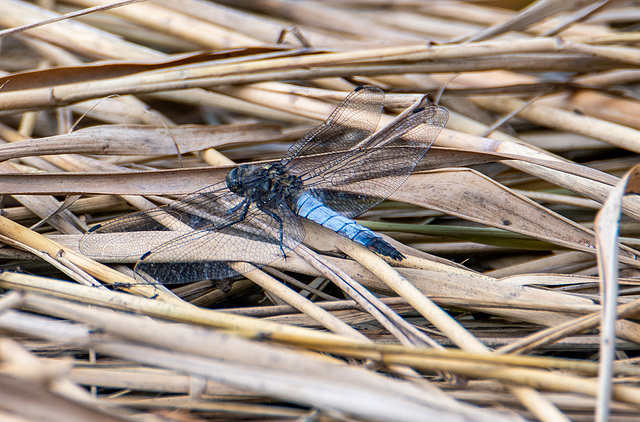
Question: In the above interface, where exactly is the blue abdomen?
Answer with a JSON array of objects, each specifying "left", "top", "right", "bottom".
[{"left": 293, "top": 193, "right": 404, "bottom": 260}]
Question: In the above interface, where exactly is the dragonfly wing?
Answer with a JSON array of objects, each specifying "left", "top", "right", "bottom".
[
  {"left": 133, "top": 200, "right": 303, "bottom": 284},
  {"left": 79, "top": 182, "right": 304, "bottom": 284},
  {"left": 282, "top": 86, "right": 384, "bottom": 170},
  {"left": 79, "top": 181, "right": 237, "bottom": 259},
  {"left": 300, "top": 102, "right": 449, "bottom": 218}
]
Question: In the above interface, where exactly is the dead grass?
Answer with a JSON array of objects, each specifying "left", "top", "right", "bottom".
[{"left": 0, "top": 1, "right": 640, "bottom": 421}]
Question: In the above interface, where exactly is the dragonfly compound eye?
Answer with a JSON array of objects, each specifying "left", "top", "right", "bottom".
[{"left": 226, "top": 166, "right": 244, "bottom": 194}]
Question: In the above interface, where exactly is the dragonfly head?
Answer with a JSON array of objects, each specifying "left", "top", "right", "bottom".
[{"left": 226, "top": 165, "right": 250, "bottom": 195}]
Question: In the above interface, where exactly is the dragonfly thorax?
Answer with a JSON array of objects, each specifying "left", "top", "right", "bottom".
[{"left": 226, "top": 163, "right": 302, "bottom": 203}]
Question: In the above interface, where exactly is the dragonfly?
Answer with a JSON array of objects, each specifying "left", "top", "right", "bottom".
[{"left": 79, "top": 86, "right": 449, "bottom": 289}]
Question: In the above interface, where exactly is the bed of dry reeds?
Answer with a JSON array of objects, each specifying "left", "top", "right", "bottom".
[{"left": 1, "top": 1, "right": 640, "bottom": 421}]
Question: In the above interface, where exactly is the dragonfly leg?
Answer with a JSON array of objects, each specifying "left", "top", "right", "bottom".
[
  {"left": 217, "top": 199, "right": 251, "bottom": 230},
  {"left": 224, "top": 198, "right": 248, "bottom": 218},
  {"left": 258, "top": 207, "right": 287, "bottom": 258}
]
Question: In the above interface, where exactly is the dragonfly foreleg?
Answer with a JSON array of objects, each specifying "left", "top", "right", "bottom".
[{"left": 218, "top": 198, "right": 251, "bottom": 230}]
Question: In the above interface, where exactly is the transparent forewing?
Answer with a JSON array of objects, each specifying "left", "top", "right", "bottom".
[
  {"left": 134, "top": 200, "right": 304, "bottom": 284},
  {"left": 79, "top": 183, "right": 304, "bottom": 283},
  {"left": 282, "top": 86, "right": 384, "bottom": 172},
  {"left": 79, "top": 181, "right": 236, "bottom": 259},
  {"left": 298, "top": 104, "right": 449, "bottom": 218}
]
